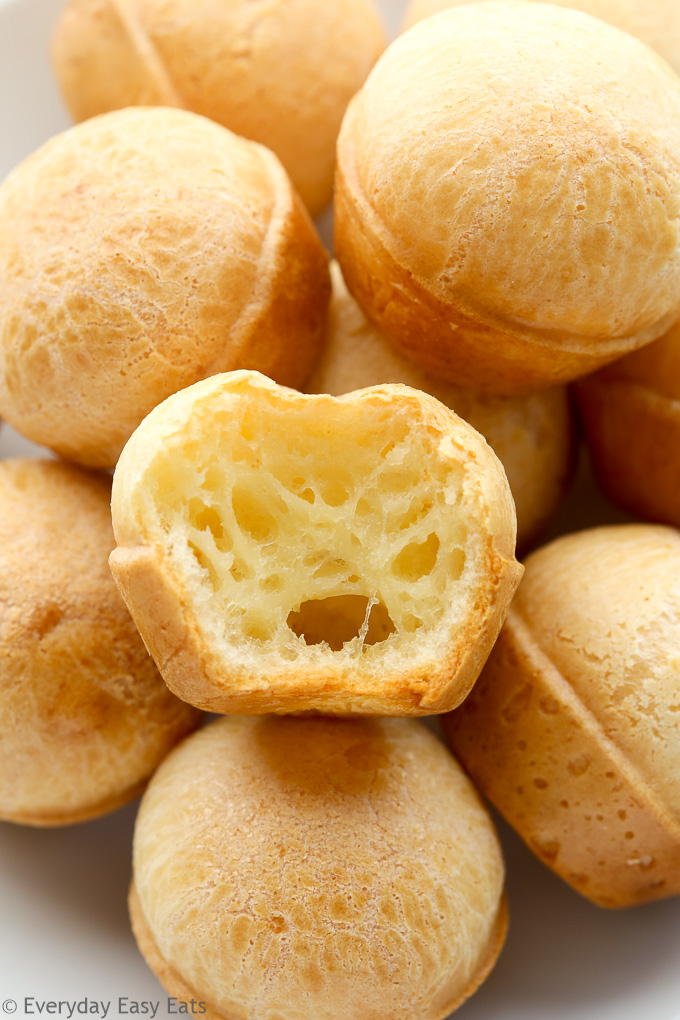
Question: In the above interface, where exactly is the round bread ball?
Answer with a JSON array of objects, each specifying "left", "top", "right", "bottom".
[
  {"left": 110, "top": 371, "right": 522, "bottom": 716},
  {"left": 131, "top": 715, "right": 507, "bottom": 1020},
  {"left": 445, "top": 525, "right": 680, "bottom": 908},
  {"left": 0, "top": 107, "right": 330, "bottom": 468},
  {"left": 403, "top": 0, "right": 680, "bottom": 76},
  {"left": 576, "top": 320, "right": 680, "bottom": 527},
  {"left": 335, "top": 1, "right": 680, "bottom": 395},
  {"left": 0, "top": 459, "right": 201, "bottom": 826},
  {"left": 308, "top": 262, "right": 574, "bottom": 550},
  {"left": 51, "top": 0, "right": 385, "bottom": 217}
]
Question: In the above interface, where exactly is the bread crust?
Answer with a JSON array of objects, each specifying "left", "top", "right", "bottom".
[
  {"left": 336, "top": 132, "right": 652, "bottom": 396},
  {"left": 110, "top": 371, "right": 522, "bottom": 716},
  {"left": 110, "top": 539, "right": 518, "bottom": 715},
  {"left": 335, "top": 2, "right": 680, "bottom": 394},
  {"left": 0, "top": 108, "right": 330, "bottom": 468},
  {"left": 6, "top": 777, "right": 148, "bottom": 828},
  {"left": 0, "top": 459, "right": 201, "bottom": 826},
  {"left": 444, "top": 525, "right": 680, "bottom": 907},
  {"left": 52, "top": 0, "right": 386, "bottom": 216},
  {"left": 402, "top": 0, "right": 680, "bottom": 78},
  {"left": 129, "top": 882, "right": 509, "bottom": 1020},
  {"left": 576, "top": 322, "right": 680, "bottom": 526},
  {"left": 129, "top": 716, "right": 508, "bottom": 1019}
]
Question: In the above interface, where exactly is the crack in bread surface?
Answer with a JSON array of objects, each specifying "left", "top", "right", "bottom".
[{"left": 147, "top": 394, "right": 478, "bottom": 665}]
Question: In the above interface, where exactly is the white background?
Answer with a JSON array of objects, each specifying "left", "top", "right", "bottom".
[{"left": 0, "top": 0, "right": 679, "bottom": 1016}]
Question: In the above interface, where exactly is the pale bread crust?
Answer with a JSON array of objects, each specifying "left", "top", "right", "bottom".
[
  {"left": 576, "top": 320, "right": 680, "bottom": 527},
  {"left": 10, "top": 777, "right": 148, "bottom": 828},
  {"left": 403, "top": 0, "right": 680, "bottom": 76},
  {"left": 129, "top": 884, "right": 509, "bottom": 1020},
  {"left": 110, "top": 371, "right": 522, "bottom": 716},
  {"left": 308, "top": 262, "right": 574, "bottom": 551},
  {"left": 335, "top": 2, "right": 680, "bottom": 394},
  {"left": 444, "top": 526, "right": 680, "bottom": 907},
  {"left": 0, "top": 459, "right": 201, "bottom": 827},
  {"left": 0, "top": 108, "right": 330, "bottom": 468},
  {"left": 130, "top": 717, "right": 508, "bottom": 1020},
  {"left": 52, "top": 0, "right": 386, "bottom": 216}
]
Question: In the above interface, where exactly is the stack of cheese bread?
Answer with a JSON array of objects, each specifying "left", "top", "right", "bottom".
[{"left": 1, "top": 1, "right": 680, "bottom": 1017}]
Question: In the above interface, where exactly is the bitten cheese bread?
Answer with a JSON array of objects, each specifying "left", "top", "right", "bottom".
[
  {"left": 110, "top": 370, "right": 522, "bottom": 716},
  {"left": 335, "top": 1, "right": 680, "bottom": 394},
  {"left": 0, "top": 107, "right": 329, "bottom": 468},
  {"left": 130, "top": 716, "right": 507, "bottom": 1020},
  {"left": 403, "top": 0, "right": 680, "bottom": 77},
  {"left": 308, "top": 263, "right": 574, "bottom": 550},
  {"left": 52, "top": 0, "right": 385, "bottom": 217},
  {"left": 445, "top": 525, "right": 680, "bottom": 908},
  {"left": 576, "top": 320, "right": 680, "bottom": 527},
  {"left": 0, "top": 459, "right": 201, "bottom": 827}
]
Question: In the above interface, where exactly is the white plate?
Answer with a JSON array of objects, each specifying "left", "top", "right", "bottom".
[{"left": 1, "top": 1, "right": 680, "bottom": 1017}]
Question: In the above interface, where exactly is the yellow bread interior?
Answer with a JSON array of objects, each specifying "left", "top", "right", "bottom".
[{"left": 112, "top": 371, "right": 520, "bottom": 709}]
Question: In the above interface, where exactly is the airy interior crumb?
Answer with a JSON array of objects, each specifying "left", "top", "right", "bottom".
[{"left": 145, "top": 391, "right": 481, "bottom": 666}]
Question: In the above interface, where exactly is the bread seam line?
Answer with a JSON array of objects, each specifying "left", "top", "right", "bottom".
[
  {"left": 110, "top": 0, "right": 186, "bottom": 109},
  {"left": 509, "top": 605, "right": 680, "bottom": 845}
]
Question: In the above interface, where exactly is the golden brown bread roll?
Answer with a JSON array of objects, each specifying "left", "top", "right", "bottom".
[
  {"left": 308, "top": 262, "right": 574, "bottom": 550},
  {"left": 51, "top": 0, "right": 385, "bottom": 217},
  {"left": 131, "top": 715, "right": 507, "bottom": 1020},
  {"left": 110, "top": 370, "right": 522, "bottom": 716},
  {"left": 0, "top": 107, "right": 329, "bottom": 468},
  {"left": 576, "top": 320, "right": 680, "bottom": 527},
  {"left": 403, "top": 0, "right": 680, "bottom": 76},
  {"left": 0, "top": 459, "right": 201, "bottom": 826},
  {"left": 335, "top": 1, "right": 680, "bottom": 395},
  {"left": 444, "top": 525, "right": 680, "bottom": 908}
]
